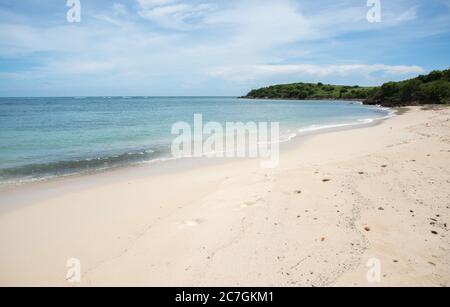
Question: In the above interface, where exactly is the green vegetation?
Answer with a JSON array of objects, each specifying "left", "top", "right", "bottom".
[
  {"left": 244, "top": 82, "right": 373, "bottom": 100},
  {"left": 243, "top": 68, "right": 450, "bottom": 107}
]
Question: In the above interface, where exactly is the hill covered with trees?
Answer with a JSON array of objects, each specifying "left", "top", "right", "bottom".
[{"left": 243, "top": 68, "right": 450, "bottom": 107}]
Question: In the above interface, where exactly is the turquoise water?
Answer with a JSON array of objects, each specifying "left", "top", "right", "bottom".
[{"left": 0, "top": 97, "right": 391, "bottom": 184}]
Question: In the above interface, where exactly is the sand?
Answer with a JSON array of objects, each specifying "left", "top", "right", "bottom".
[{"left": 0, "top": 106, "right": 449, "bottom": 287}]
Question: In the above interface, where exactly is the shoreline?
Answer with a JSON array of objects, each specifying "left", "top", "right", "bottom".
[
  {"left": 0, "top": 118, "right": 385, "bottom": 213},
  {"left": 0, "top": 102, "right": 394, "bottom": 191},
  {"left": 0, "top": 106, "right": 449, "bottom": 286}
]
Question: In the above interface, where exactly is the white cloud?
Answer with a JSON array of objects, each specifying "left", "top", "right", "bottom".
[
  {"left": 205, "top": 0, "right": 314, "bottom": 48},
  {"left": 137, "top": 0, "right": 215, "bottom": 30},
  {"left": 113, "top": 3, "right": 128, "bottom": 16},
  {"left": 0, "top": 0, "right": 445, "bottom": 96},
  {"left": 396, "top": 6, "right": 418, "bottom": 22},
  {"left": 44, "top": 60, "right": 116, "bottom": 75},
  {"left": 137, "top": 0, "right": 177, "bottom": 8},
  {"left": 209, "top": 64, "right": 425, "bottom": 82}
]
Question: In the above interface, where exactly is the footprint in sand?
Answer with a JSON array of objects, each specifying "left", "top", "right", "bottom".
[
  {"left": 180, "top": 218, "right": 205, "bottom": 228},
  {"left": 241, "top": 198, "right": 264, "bottom": 208}
]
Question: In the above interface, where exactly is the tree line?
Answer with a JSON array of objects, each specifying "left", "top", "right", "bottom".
[{"left": 243, "top": 68, "right": 450, "bottom": 107}]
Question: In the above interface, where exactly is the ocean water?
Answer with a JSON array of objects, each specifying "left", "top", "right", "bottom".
[{"left": 0, "top": 97, "right": 391, "bottom": 184}]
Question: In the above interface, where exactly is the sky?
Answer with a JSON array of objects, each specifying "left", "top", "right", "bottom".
[{"left": 0, "top": 0, "right": 449, "bottom": 97}]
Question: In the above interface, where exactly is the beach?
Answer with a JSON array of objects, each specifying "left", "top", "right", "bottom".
[{"left": 0, "top": 106, "right": 449, "bottom": 286}]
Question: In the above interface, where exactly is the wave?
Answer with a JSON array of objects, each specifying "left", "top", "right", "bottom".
[
  {"left": 0, "top": 148, "right": 167, "bottom": 185},
  {"left": 297, "top": 108, "right": 395, "bottom": 135}
]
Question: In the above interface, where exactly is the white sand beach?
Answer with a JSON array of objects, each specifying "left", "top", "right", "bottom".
[{"left": 0, "top": 106, "right": 449, "bottom": 286}]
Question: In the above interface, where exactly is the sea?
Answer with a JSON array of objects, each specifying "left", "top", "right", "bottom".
[{"left": 0, "top": 97, "right": 392, "bottom": 184}]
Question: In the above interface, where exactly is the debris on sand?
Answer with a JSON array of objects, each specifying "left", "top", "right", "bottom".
[{"left": 364, "top": 226, "right": 371, "bottom": 232}]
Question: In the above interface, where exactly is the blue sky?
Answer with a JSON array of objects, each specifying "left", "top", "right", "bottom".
[{"left": 0, "top": 0, "right": 449, "bottom": 97}]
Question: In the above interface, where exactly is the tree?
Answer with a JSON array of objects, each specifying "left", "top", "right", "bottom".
[
  {"left": 422, "top": 80, "right": 450, "bottom": 104},
  {"left": 400, "top": 79, "right": 422, "bottom": 103},
  {"left": 423, "top": 70, "right": 443, "bottom": 83},
  {"left": 380, "top": 82, "right": 400, "bottom": 99}
]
